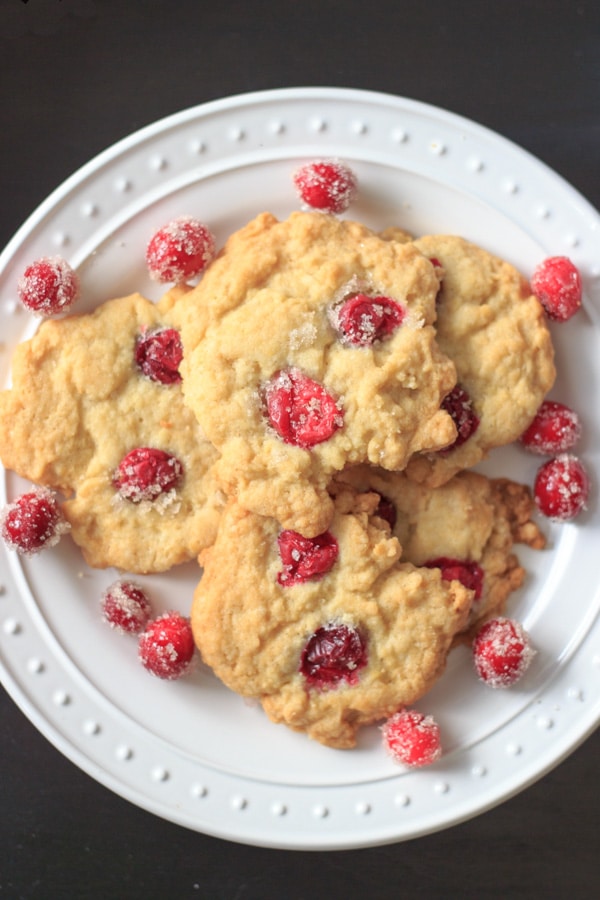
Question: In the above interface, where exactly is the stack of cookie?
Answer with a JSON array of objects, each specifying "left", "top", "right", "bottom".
[
  {"left": 0, "top": 209, "right": 555, "bottom": 750},
  {"left": 177, "top": 211, "right": 553, "bottom": 748}
]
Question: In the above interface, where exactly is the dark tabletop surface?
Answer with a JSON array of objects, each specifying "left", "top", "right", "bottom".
[{"left": 1, "top": 1, "right": 598, "bottom": 897}]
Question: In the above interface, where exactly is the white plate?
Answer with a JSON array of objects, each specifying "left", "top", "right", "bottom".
[{"left": 1, "top": 87, "right": 599, "bottom": 850}]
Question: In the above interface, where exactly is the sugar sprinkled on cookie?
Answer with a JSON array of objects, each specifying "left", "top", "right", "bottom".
[
  {"left": 179, "top": 211, "right": 457, "bottom": 537},
  {"left": 0, "top": 289, "right": 222, "bottom": 574}
]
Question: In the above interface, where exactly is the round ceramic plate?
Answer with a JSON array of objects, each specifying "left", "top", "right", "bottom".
[{"left": 1, "top": 88, "right": 599, "bottom": 850}]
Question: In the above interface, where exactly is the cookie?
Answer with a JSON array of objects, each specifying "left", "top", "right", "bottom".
[
  {"left": 333, "top": 466, "right": 545, "bottom": 635},
  {"left": 381, "top": 232, "right": 556, "bottom": 486},
  {"left": 191, "top": 492, "right": 472, "bottom": 749},
  {"left": 0, "top": 287, "right": 222, "bottom": 573},
  {"left": 179, "top": 211, "right": 458, "bottom": 537}
]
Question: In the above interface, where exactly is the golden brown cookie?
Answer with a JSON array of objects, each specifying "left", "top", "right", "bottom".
[
  {"left": 191, "top": 492, "right": 471, "bottom": 749},
  {"left": 0, "top": 287, "right": 222, "bottom": 573},
  {"left": 333, "top": 466, "right": 545, "bottom": 635},
  {"left": 381, "top": 232, "right": 556, "bottom": 486},
  {"left": 179, "top": 211, "right": 458, "bottom": 537}
]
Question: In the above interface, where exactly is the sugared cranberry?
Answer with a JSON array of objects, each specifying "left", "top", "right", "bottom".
[
  {"left": 533, "top": 453, "right": 589, "bottom": 521},
  {"left": 101, "top": 580, "right": 152, "bottom": 635},
  {"left": 17, "top": 257, "right": 79, "bottom": 316},
  {"left": 138, "top": 611, "right": 195, "bottom": 679},
  {"left": 531, "top": 256, "right": 582, "bottom": 322},
  {"left": 300, "top": 622, "right": 367, "bottom": 689},
  {"left": 114, "top": 447, "right": 183, "bottom": 502},
  {"left": 0, "top": 488, "right": 69, "bottom": 555},
  {"left": 382, "top": 709, "right": 442, "bottom": 768},
  {"left": 265, "top": 368, "right": 344, "bottom": 448},
  {"left": 520, "top": 400, "right": 581, "bottom": 455},
  {"left": 293, "top": 160, "right": 357, "bottom": 214},
  {"left": 135, "top": 328, "right": 183, "bottom": 384},
  {"left": 145, "top": 216, "right": 216, "bottom": 283},
  {"left": 439, "top": 384, "right": 480, "bottom": 453},
  {"left": 333, "top": 293, "right": 405, "bottom": 346},
  {"left": 423, "top": 557, "right": 484, "bottom": 601},
  {"left": 277, "top": 529, "right": 338, "bottom": 586},
  {"left": 472, "top": 617, "right": 535, "bottom": 688}
]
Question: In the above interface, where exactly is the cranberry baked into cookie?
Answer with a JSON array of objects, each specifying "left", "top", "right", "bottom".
[
  {"left": 0, "top": 287, "right": 222, "bottom": 573},
  {"left": 333, "top": 466, "right": 545, "bottom": 638},
  {"left": 191, "top": 491, "right": 472, "bottom": 749},
  {"left": 179, "top": 211, "right": 458, "bottom": 537}
]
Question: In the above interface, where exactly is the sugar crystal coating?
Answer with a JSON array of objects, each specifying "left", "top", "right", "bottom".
[
  {"left": 382, "top": 708, "right": 442, "bottom": 767},
  {"left": 332, "top": 293, "right": 406, "bottom": 346},
  {"left": 101, "top": 580, "right": 152, "bottom": 634},
  {"left": 135, "top": 328, "right": 183, "bottom": 384},
  {"left": 531, "top": 256, "right": 582, "bottom": 322},
  {"left": 520, "top": 400, "right": 581, "bottom": 455},
  {"left": 113, "top": 447, "right": 183, "bottom": 503},
  {"left": 293, "top": 160, "right": 357, "bottom": 214},
  {"left": 17, "top": 257, "right": 80, "bottom": 316},
  {"left": 264, "top": 368, "right": 344, "bottom": 448},
  {"left": 472, "top": 617, "right": 535, "bottom": 687},
  {"left": 0, "top": 487, "right": 69, "bottom": 555},
  {"left": 146, "top": 216, "right": 216, "bottom": 283},
  {"left": 533, "top": 453, "right": 589, "bottom": 521},
  {"left": 138, "top": 611, "right": 195, "bottom": 679},
  {"left": 277, "top": 529, "right": 339, "bottom": 585}
]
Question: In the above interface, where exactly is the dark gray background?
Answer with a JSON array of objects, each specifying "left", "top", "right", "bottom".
[{"left": 1, "top": 1, "right": 598, "bottom": 897}]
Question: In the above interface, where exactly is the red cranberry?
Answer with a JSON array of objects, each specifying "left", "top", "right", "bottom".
[
  {"left": 138, "top": 612, "right": 195, "bottom": 680},
  {"left": 146, "top": 216, "right": 216, "bottom": 283},
  {"left": 473, "top": 617, "right": 535, "bottom": 688},
  {"left": 292, "top": 160, "right": 357, "bottom": 214},
  {"left": 422, "top": 557, "right": 484, "bottom": 600},
  {"left": 300, "top": 622, "right": 367, "bottom": 689},
  {"left": 439, "top": 384, "right": 480, "bottom": 453},
  {"left": 333, "top": 293, "right": 405, "bottom": 346},
  {"left": 382, "top": 708, "right": 442, "bottom": 767},
  {"left": 1, "top": 488, "right": 68, "bottom": 555},
  {"left": 531, "top": 256, "right": 582, "bottom": 322},
  {"left": 533, "top": 453, "right": 589, "bottom": 521},
  {"left": 17, "top": 257, "right": 79, "bottom": 316},
  {"left": 520, "top": 400, "right": 581, "bottom": 455},
  {"left": 114, "top": 447, "right": 183, "bottom": 502},
  {"left": 277, "top": 529, "right": 339, "bottom": 586},
  {"left": 265, "top": 368, "right": 343, "bottom": 448},
  {"left": 135, "top": 328, "right": 183, "bottom": 384},
  {"left": 101, "top": 580, "right": 152, "bottom": 635}
]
